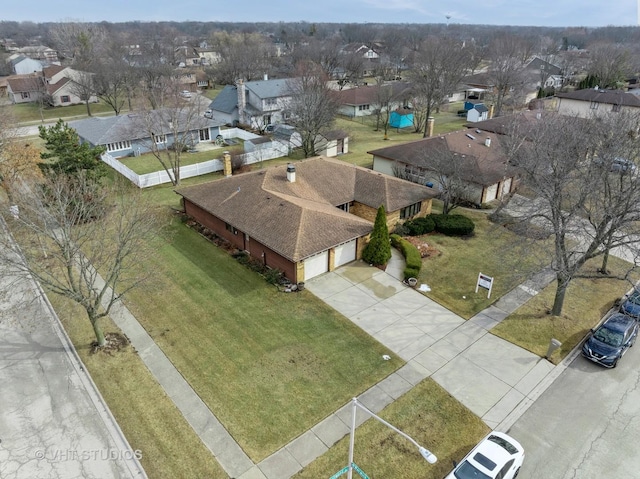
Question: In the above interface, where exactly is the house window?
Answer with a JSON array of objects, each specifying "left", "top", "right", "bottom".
[
  {"left": 612, "top": 103, "right": 621, "bottom": 112},
  {"left": 400, "top": 202, "right": 422, "bottom": 219},
  {"left": 60, "top": 95, "right": 70, "bottom": 103},
  {"left": 21, "top": 92, "right": 30, "bottom": 99},
  {"left": 590, "top": 101, "right": 599, "bottom": 110},
  {"left": 106, "top": 141, "right": 132, "bottom": 152},
  {"left": 225, "top": 223, "right": 238, "bottom": 234},
  {"left": 265, "top": 98, "right": 277, "bottom": 106},
  {"left": 199, "top": 128, "right": 210, "bottom": 141},
  {"left": 153, "top": 134, "right": 166, "bottom": 144},
  {"left": 358, "top": 104, "right": 370, "bottom": 111},
  {"left": 337, "top": 202, "right": 350, "bottom": 213},
  {"left": 263, "top": 114, "right": 272, "bottom": 126}
]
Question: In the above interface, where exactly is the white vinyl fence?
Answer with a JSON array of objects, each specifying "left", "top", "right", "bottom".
[{"left": 101, "top": 128, "right": 289, "bottom": 188}]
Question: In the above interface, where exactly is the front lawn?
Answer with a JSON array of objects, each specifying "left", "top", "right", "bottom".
[
  {"left": 492, "top": 256, "right": 638, "bottom": 363},
  {"left": 6, "top": 101, "right": 118, "bottom": 123},
  {"left": 123, "top": 217, "right": 403, "bottom": 461},
  {"left": 293, "top": 379, "right": 489, "bottom": 479},
  {"left": 413, "top": 209, "right": 547, "bottom": 319}
]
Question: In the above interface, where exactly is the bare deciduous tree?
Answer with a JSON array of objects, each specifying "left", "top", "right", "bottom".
[
  {"left": 586, "top": 42, "right": 634, "bottom": 89},
  {"left": 0, "top": 173, "right": 160, "bottom": 347},
  {"left": 127, "top": 95, "right": 211, "bottom": 186},
  {"left": 286, "top": 62, "right": 338, "bottom": 158},
  {"left": 501, "top": 112, "right": 640, "bottom": 315},
  {"left": 208, "top": 32, "right": 273, "bottom": 84},
  {"left": 408, "top": 37, "right": 473, "bottom": 137}
]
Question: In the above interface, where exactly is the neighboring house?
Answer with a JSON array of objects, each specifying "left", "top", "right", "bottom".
[
  {"left": 544, "top": 75, "right": 563, "bottom": 89},
  {"left": 176, "top": 156, "right": 436, "bottom": 282},
  {"left": 8, "top": 55, "right": 43, "bottom": 75},
  {"left": 175, "top": 45, "right": 201, "bottom": 68},
  {"left": 341, "top": 43, "right": 381, "bottom": 59},
  {"left": 332, "top": 82, "right": 411, "bottom": 117},
  {"left": 469, "top": 109, "right": 555, "bottom": 136},
  {"left": 208, "top": 77, "right": 293, "bottom": 129},
  {"left": 6, "top": 75, "right": 44, "bottom": 104},
  {"left": 43, "top": 65, "right": 98, "bottom": 106},
  {"left": 556, "top": 88, "right": 640, "bottom": 117},
  {"left": 13, "top": 45, "right": 59, "bottom": 63},
  {"left": 195, "top": 47, "right": 222, "bottom": 66},
  {"left": 69, "top": 110, "right": 223, "bottom": 158},
  {"left": 369, "top": 129, "right": 518, "bottom": 205}
]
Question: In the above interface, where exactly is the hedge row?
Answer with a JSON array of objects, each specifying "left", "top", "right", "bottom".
[
  {"left": 403, "top": 214, "right": 475, "bottom": 237},
  {"left": 390, "top": 234, "right": 422, "bottom": 280}
]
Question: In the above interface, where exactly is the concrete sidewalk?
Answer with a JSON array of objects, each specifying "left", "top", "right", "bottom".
[{"left": 239, "top": 256, "right": 560, "bottom": 478}]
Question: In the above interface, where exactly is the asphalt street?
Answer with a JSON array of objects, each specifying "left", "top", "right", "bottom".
[
  {"left": 0, "top": 236, "right": 145, "bottom": 478},
  {"left": 508, "top": 343, "right": 640, "bottom": 478}
]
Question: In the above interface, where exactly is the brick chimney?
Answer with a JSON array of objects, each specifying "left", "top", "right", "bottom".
[
  {"left": 223, "top": 151, "right": 232, "bottom": 178},
  {"left": 426, "top": 117, "right": 435, "bottom": 137},
  {"left": 236, "top": 79, "right": 246, "bottom": 124},
  {"left": 286, "top": 163, "right": 296, "bottom": 183}
]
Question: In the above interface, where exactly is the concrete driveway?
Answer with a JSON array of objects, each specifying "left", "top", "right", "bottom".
[{"left": 306, "top": 256, "right": 554, "bottom": 429}]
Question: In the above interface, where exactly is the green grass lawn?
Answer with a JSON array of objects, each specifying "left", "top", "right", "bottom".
[
  {"left": 413, "top": 208, "right": 547, "bottom": 319},
  {"left": 492, "top": 255, "right": 638, "bottom": 363},
  {"left": 50, "top": 296, "right": 228, "bottom": 479},
  {"left": 122, "top": 216, "right": 403, "bottom": 461},
  {"left": 117, "top": 143, "right": 244, "bottom": 175},
  {"left": 334, "top": 105, "right": 467, "bottom": 168},
  {"left": 5, "top": 101, "right": 119, "bottom": 123},
  {"left": 293, "top": 378, "right": 489, "bottom": 479}
]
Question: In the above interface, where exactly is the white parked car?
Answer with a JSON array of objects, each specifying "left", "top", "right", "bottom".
[
  {"left": 445, "top": 432, "right": 524, "bottom": 479},
  {"left": 180, "top": 90, "right": 192, "bottom": 99}
]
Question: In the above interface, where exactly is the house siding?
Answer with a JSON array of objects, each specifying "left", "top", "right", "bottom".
[{"left": 184, "top": 199, "right": 298, "bottom": 282}]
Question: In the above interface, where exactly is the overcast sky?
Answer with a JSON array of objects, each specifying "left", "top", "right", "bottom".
[{"left": 4, "top": 0, "right": 639, "bottom": 27}]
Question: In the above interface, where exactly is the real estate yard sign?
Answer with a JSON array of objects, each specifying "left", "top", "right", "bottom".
[{"left": 475, "top": 272, "right": 494, "bottom": 299}]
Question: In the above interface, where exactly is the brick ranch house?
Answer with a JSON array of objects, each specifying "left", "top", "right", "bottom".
[{"left": 176, "top": 156, "right": 436, "bottom": 283}]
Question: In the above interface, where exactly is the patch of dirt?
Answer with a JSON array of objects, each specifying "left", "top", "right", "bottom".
[
  {"left": 403, "top": 236, "right": 440, "bottom": 258},
  {"left": 90, "top": 332, "right": 130, "bottom": 355}
]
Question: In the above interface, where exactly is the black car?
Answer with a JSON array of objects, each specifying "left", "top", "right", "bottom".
[
  {"left": 582, "top": 313, "right": 639, "bottom": 368},
  {"left": 620, "top": 289, "right": 640, "bottom": 319}
]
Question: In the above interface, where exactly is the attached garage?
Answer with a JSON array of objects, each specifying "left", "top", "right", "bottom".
[
  {"left": 303, "top": 250, "right": 329, "bottom": 281},
  {"left": 484, "top": 183, "right": 499, "bottom": 202},
  {"left": 334, "top": 239, "right": 357, "bottom": 268}
]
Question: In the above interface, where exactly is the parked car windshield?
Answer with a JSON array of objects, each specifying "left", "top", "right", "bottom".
[
  {"left": 454, "top": 460, "right": 492, "bottom": 479},
  {"left": 593, "top": 326, "right": 624, "bottom": 347},
  {"left": 627, "top": 291, "right": 640, "bottom": 305},
  {"left": 487, "top": 435, "right": 518, "bottom": 454}
]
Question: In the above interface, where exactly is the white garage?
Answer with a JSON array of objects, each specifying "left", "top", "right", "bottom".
[
  {"left": 333, "top": 239, "right": 357, "bottom": 268},
  {"left": 303, "top": 250, "right": 329, "bottom": 281},
  {"left": 484, "top": 183, "right": 499, "bottom": 202}
]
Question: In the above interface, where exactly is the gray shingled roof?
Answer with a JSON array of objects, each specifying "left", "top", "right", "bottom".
[
  {"left": 209, "top": 84, "right": 237, "bottom": 114},
  {"left": 70, "top": 110, "right": 223, "bottom": 145},
  {"left": 556, "top": 89, "right": 640, "bottom": 107},
  {"left": 244, "top": 78, "right": 293, "bottom": 99},
  {"left": 176, "top": 157, "right": 435, "bottom": 262}
]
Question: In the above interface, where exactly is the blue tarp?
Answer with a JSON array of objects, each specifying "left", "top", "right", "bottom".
[{"left": 389, "top": 111, "right": 413, "bottom": 129}]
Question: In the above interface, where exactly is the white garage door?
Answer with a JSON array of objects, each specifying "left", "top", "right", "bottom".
[
  {"left": 501, "top": 177, "right": 512, "bottom": 197},
  {"left": 484, "top": 183, "right": 499, "bottom": 202},
  {"left": 334, "top": 240, "right": 357, "bottom": 268},
  {"left": 304, "top": 251, "right": 329, "bottom": 281}
]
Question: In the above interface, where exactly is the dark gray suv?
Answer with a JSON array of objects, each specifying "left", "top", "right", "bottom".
[{"left": 582, "top": 313, "right": 638, "bottom": 368}]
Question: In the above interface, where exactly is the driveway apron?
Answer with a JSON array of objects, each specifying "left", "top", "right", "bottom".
[{"left": 306, "top": 258, "right": 554, "bottom": 430}]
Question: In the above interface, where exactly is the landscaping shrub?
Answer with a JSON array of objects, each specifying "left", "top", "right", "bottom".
[
  {"left": 431, "top": 214, "right": 475, "bottom": 236},
  {"left": 363, "top": 205, "right": 392, "bottom": 266},
  {"left": 390, "top": 234, "right": 422, "bottom": 280},
  {"left": 404, "top": 216, "right": 435, "bottom": 236}
]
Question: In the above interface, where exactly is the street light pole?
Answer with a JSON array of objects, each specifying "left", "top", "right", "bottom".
[{"left": 346, "top": 397, "right": 437, "bottom": 479}]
